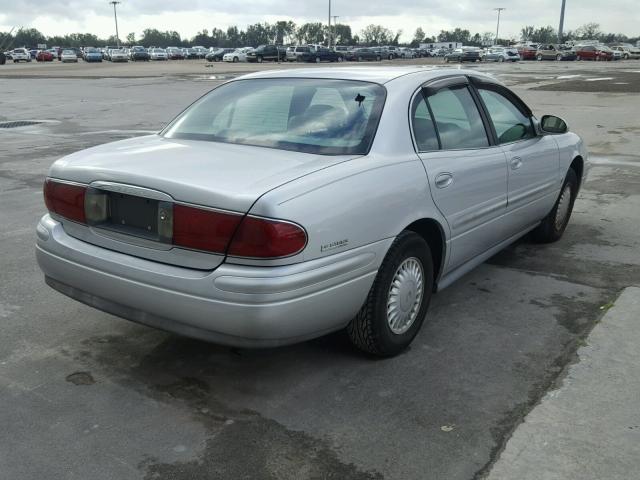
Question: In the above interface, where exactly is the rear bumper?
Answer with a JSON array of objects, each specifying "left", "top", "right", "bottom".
[{"left": 36, "top": 214, "right": 382, "bottom": 347}]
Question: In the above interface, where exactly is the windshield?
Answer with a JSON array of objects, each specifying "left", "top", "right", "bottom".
[{"left": 163, "top": 78, "right": 386, "bottom": 155}]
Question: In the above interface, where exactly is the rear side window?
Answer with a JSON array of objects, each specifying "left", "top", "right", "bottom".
[
  {"left": 411, "top": 96, "right": 439, "bottom": 151},
  {"left": 427, "top": 86, "right": 489, "bottom": 150},
  {"left": 478, "top": 89, "right": 535, "bottom": 144}
]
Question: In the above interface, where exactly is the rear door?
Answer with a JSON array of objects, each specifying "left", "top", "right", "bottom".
[
  {"left": 473, "top": 82, "right": 559, "bottom": 234},
  {"left": 412, "top": 77, "right": 509, "bottom": 271}
]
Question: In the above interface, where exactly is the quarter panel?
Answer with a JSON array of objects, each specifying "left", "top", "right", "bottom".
[{"left": 248, "top": 154, "right": 447, "bottom": 266}]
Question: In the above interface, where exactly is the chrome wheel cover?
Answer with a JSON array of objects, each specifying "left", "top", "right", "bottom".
[
  {"left": 555, "top": 184, "right": 572, "bottom": 231},
  {"left": 387, "top": 257, "right": 424, "bottom": 335}
]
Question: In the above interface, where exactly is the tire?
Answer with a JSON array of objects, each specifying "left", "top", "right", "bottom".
[
  {"left": 376, "top": 55, "right": 381, "bottom": 61},
  {"left": 445, "top": 57, "right": 449, "bottom": 63},
  {"left": 337, "top": 56, "right": 344, "bottom": 62},
  {"left": 233, "top": 57, "right": 238, "bottom": 63},
  {"left": 531, "top": 168, "right": 578, "bottom": 243},
  {"left": 388, "top": 55, "right": 393, "bottom": 60},
  {"left": 315, "top": 56, "right": 321, "bottom": 63},
  {"left": 498, "top": 56, "right": 504, "bottom": 62},
  {"left": 576, "top": 55, "right": 581, "bottom": 61},
  {"left": 358, "top": 56, "right": 363, "bottom": 62},
  {"left": 536, "top": 54, "right": 543, "bottom": 61},
  {"left": 556, "top": 54, "right": 562, "bottom": 61},
  {"left": 257, "top": 56, "right": 263, "bottom": 63},
  {"left": 347, "top": 231, "right": 434, "bottom": 357}
]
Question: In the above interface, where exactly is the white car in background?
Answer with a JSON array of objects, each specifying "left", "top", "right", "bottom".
[
  {"left": 109, "top": 49, "right": 129, "bottom": 62},
  {"left": 223, "top": 47, "right": 253, "bottom": 62},
  {"left": 11, "top": 48, "right": 31, "bottom": 62},
  {"left": 150, "top": 48, "right": 168, "bottom": 61},
  {"left": 60, "top": 49, "right": 78, "bottom": 63}
]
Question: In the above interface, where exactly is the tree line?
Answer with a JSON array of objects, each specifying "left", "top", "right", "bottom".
[{"left": 1, "top": 22, "right": 637, "bottom": 50}]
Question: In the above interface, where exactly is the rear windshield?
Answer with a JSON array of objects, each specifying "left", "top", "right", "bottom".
[{"left": 163, "top": 78, "right": 386, "bottom": 155}]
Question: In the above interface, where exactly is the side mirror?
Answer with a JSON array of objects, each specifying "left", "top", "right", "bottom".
[{"left": 540, "top": 115, "right": 568, "bottom": 134}]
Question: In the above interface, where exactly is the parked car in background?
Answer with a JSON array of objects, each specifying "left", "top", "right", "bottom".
[
  {"left": 205, "top": 48, "right": 234, "bottom": 62},
  {"left": 149, "top": 48, "right": 168, "bottom": 61},
  {"left": 246, "top": 44, "right": 284, "bottom": 63},
  {"left": 299, "top": 46, "right": 344, "bottom": 63},
  {"left": 610, "top": 44, "right": 640, "bottom": 59},
  {"left": 286, "top": 45, "right": 310, "bottom": 62},
  {"left": 11, "top": 48, "right": 31, "bottom": 62},
  {"left": 600, "top": 46, "right": 621, "bottom": 60},
  {"left": 516, "top": 45, "right": 537, "bottom": 60},
  {"left": 536, "top": 44, "right": 576, "bottom": 61},
  {"left": 574, "top": 45, "right": 612, "bottom": 61},
  {"left": 183, "top": 48, "right": 200, "bottom": 59},
  {"left": 166, "top": 47, "right": 185, "bottom": 60},
  {"left": 36, "top": 67, "right": 587, "bottom": 357},
  {"left": 444, "top": 47, "right": 481, "bottom": 62},
  {"left": 109, "top": 49, "right": 129, "bottom": 62},
  {"left": 397, "top": 47, "right": 415, "bottom": 58},
  {"left": 192, "top": 46, "right": 208, "bottom": 58},
  {"left": 83, "top": 47, "right": 103, "bottom": 62},
  {"left": 346, "top": 47, "right": 381, "bottom": 62},
  {"left": 223, "top": 47, "right": 253, "bottom": 63},
  {"left": 482, "top": 47, "right": 520, "bottom": 62},
  {"left": 60, "top": 49, "right": 78, "bottom": 63},
  {"left": 129, "top": 46, "right": 150, "bottom": 61},
  {"left": 29, "top": 49, "right": 38, "bottom": 59},
  {"left": 36, "top": 50, "right": 54, "bottom": 62}
]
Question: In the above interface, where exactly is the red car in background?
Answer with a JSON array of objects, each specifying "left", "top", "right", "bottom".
[
  {"left": 517, "top": 45, "right": 538, "bottom": 60},
  {"left": 575, "top": 45, "right": 613, "bottom": 61},
  {"left": 36, "top": 50, "right": 54, "bottom": 62}
]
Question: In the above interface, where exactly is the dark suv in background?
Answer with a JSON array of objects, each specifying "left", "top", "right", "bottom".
[{"left": 246, "top": 44, "right": 285, "bottom": 63}]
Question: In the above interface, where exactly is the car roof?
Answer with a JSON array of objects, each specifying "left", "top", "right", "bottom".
[{"left": 240, "top": 66, "right": 498, "bottom": 85}]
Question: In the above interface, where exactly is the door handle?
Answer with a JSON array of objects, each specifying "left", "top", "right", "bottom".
[
  {"left": 510, "top": 157, "right": 523, "bottom": 170},
  {"left": 435, "top": 172, "right": 454, "bottom": 189}
]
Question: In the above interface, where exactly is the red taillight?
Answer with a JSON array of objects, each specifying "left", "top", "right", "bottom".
[
  {"left": 43, "top": 179, "right": 86, "bottom": 223},
  {"left": 173, "top": 204, "right": 242, "bottom": 253},
  {"left": 228, "top": 216, "right": 307, "bottom": 258}
]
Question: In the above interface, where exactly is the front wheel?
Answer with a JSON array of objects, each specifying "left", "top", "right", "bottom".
[
  {"left": 315, "top": 56, "right": 321, "bottom": 63},
  {"left": 556, "top": 54, "right": 562, "bottom": 61},
  {"left": 376, "top": 55, "right": 381, "bottom": 61},
  {"left": 498, "top": 56, "right": 504, "bottom": 62},
  {"left": 257, "top": 56, "right": 263, "bottom": 63},
  {"left": 337, "top": 56, "right": 344, "bottom": 62},
  {"left": 536, "top": 54, "right": 543, "bottom": 61},
  {"left": 347, "top": 231, "right": 433, "bottom": 357},
  {"left": 531, "top": 168, "right": 578, "bottom": 243}
]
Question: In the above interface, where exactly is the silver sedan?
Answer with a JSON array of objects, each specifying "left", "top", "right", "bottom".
[{"left": 36, "top": 67, "right": 588, "bottom": 356}]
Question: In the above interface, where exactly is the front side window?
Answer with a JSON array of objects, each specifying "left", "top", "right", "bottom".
[
  {"left": 427, "top": 86, "right": 489, "bottom": 150},
  {"left": 163, "top": 78, "right": 386, "bottom": 155},
  {"left": 478, "top": 88, "right": 535, "bottom": 144}
]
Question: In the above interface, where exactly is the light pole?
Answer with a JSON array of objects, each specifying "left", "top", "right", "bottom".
[
  {"left": 558, "top": 0, "right": 567, "bottom": 43},
  {"left": 109, "top": 1, "right": 121, "bottom": 47},
  {"left": 332, "top": 15, "right": 339, "bottom": 47},
  {"left": 327, "top": 0, "right": 332, "bottom": 48},
  {"left": 493, "top": 7, "right": 505, "bottom": 45}
]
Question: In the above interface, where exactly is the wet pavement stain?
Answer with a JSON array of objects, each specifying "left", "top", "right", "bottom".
[{"left": 65, "top": 371, "right": 95, "bottom": 385}]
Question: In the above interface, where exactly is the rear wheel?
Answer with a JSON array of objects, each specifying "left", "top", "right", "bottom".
[
  {"left": 577, "top": 55, "right": 581, "bottom": 61},
  {"left": 315, "top": 56, "right": 321, "bottom": 63},
  {"left": 358, "top": 56, "right": 363, "bottom": 62},
  {"left": 556, "top": 54, "right": 562, "bottom": 61},
  {"left": 531, "top": 168, "right": 578, "bottom": 243},
  {"left": 536, "top": 54, "right": 543, "bottom": 61},
  {"left": 498, "top": 56, "right": 504, "bottom": 62},
  {"left": 337, "top": 56, "right": 344, "bottom": 62},
  {"left": 376, "top": 55, "right": 381, "bottom": 61},
  {"left": 347, "top": 231, "right": 433, "bottom": 357}
]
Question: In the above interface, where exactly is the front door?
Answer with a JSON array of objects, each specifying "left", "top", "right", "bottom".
[{"left": 475, "top": 86, "right": 560, "bottom": 234}]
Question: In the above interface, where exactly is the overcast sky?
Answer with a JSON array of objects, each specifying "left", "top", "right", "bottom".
[{"left": 0, "top": 0, "right": 636, "bottom": 41}]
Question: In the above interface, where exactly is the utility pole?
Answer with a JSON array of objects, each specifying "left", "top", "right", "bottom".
[
  {"left": 327, "top": 0, "right": 331, "bottom": 48},
  {"left": 494, "top": 7, "right": 505, "bottom": 45},
  {"left": 109, "top": 1, "right": 121, "bottom": 47},
  {"left": 558, "top": 0, "right": 567, "bottom": 43},
  {"left": 331, "top": 15, "right": 339, "bottom": 47}
]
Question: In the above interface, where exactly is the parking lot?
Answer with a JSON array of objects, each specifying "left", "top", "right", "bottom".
[{"left": 1, "top": 59, "right": 639, "bottom": 479}]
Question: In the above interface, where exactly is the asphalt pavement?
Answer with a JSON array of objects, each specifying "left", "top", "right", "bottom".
[{"left": 1, "top": 60, "right": 639, "bottom": 480}]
